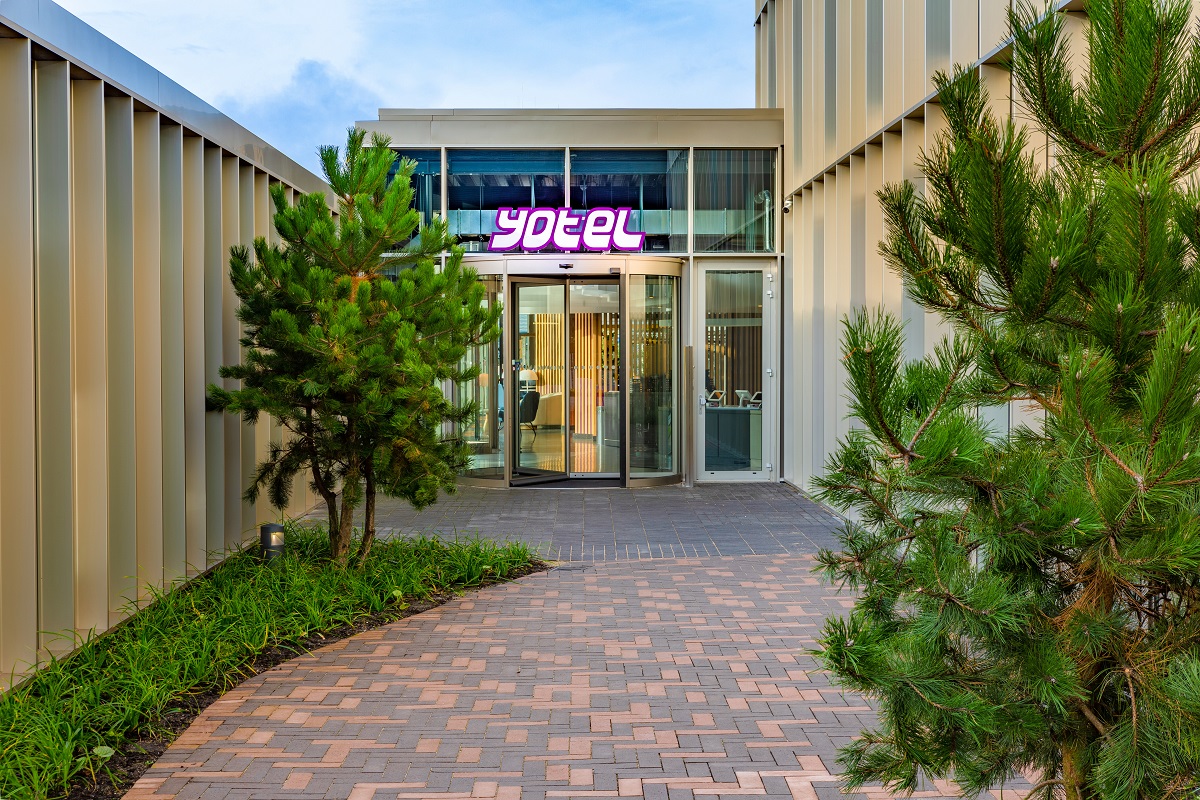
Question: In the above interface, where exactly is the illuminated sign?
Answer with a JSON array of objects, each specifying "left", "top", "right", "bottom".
[{"left": 487, "top": 207, "right": 645, "bottom": 252}]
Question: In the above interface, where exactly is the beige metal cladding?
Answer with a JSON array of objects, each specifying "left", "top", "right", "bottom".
[
  {"left": 0, "top": 5, "right": 327, "bottom": 688},
  {"left": 766, "top": 1, "right": 1090, "bottom": 492}
]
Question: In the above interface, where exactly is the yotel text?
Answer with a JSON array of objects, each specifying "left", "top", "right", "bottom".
[{"left": 487, "top": 207, "right": 645, "bottom": 252}]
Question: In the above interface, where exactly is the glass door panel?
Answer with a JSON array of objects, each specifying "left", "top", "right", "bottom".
[
  {"left": 459, "top": 275, "right": 504, "bottom": 480},
  {"left": 703, "top": 271, "right": 764, "bottom": 473},
  {"left": 629, "top": 275, "right": 677, "bottom": 478},
  {"left": 568, "top": 281, "right": 621, "bottom": 477},
  {"left": 512, "top": 282, "right": 567, "bottom": 482}
]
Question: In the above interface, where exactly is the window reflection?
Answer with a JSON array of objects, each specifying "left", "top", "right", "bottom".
[
  {"left": 448, "top": 149, "right": 565, "bottom": 252},
  {"left": 630, "top": 275, "right": 677, "bottom": 477},
  {"left": 570, "top": 150, "right": 688, "bottom": 253},
  {"left": 704, "top": 271, "right": 764, "bottom": 471},
  {"left": 694, "top": 149, "right": 776, "bottom": 253},
  {"left": 387, "top": 149, "right": 441, "bottom": 247},
  {"left": 459, "top": 276, "right": 504, "bottom": 480}
]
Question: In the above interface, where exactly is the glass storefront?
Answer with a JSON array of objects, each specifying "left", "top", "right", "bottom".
[
  {"left": 694, "top": 149, "right": 777, "bottom": 253},
  {"left": 703, "top": 271, "right": 764, "bottom": 472},
  {"left": 430, "top": 146, "right": 779, "bottom": 486},
  {"left": 570, "top": 150, "right": 688, "bottom": 253},
  {"left": 448, "top": 149, "right": 565, "bottom": 251},
  {"left": 455, "top": 258, "right": 700, "bottom": 486}
]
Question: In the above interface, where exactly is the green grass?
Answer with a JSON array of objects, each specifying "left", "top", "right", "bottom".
[{"left": 0, "top": 523, "right": 536, "bottom": 800}]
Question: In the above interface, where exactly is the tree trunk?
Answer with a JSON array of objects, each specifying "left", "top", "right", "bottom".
[
  {"left": 1062, "top": 743, "right": 1088, "bottom": 800},
  {"left": 354, "top": 471, "right": 376, "bottom": 568},
  {"left": 332, "top": 489, "right": 355, "bottom": 561},
  {"left": 304, "top": 406, "right": 339, "bottom": 539},
  {"left": 311, "top": 462, "right": 338, "bottom": 542}
]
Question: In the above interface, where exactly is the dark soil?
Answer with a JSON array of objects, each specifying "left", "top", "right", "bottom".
[{"left": 64, "top": 560, "right": 548, "bottom": 800}]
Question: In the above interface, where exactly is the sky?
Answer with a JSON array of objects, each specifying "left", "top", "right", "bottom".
[{"left": 53, "top": 0, "right": 757, "bottom": 175}]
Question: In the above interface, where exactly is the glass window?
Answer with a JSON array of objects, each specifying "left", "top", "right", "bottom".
[
  {"left": 448, "top": 149, "right": 565, "bottom": 252},
  {"left": 570, "top": 150, "right": 688, "bottom": 253},
  {"left": 458, "top": 276, "right": 504, "bottom": 480},
  {"left": 388, "top": 149, "right": 441, "bottom": 246},
  {"left": 703, "top": 271, "right": 764, "bottom": 472},
  {"left": 694, "top": 149, "right": 777, "bottom": 253}
]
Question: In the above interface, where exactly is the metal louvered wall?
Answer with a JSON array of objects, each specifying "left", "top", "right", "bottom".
[
  {"left": 758, "top": 0, "right": 1101, "bottom": 491},
  {"left": 0, "top": 5, "right": 327, "bottom": 689}
]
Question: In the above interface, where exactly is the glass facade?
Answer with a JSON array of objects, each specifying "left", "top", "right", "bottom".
[
  {"left": 393, "top": 148, "right": 779, "bottom": 255},
  {"left": 388, "top": 149, "right": 441, "bottom": 246},
  {"left": 448, "top": 149, "right": 565, "bottom": 251},
  {"left": 570, "top": 150, "right": 688, "bottom": 253},
  {"left": 694, "top": 149, "right": 777, "bottom": 253}
]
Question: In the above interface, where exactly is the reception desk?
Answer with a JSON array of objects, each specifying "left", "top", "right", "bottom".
[{"left": 703, "top": 407, "right": 762, "bottom": 471}]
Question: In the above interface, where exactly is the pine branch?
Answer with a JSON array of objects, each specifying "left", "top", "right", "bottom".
[
  {"left": 1123, "top": 28, "right": 1167, "bottom": 155},
  {"left": 1076, "top": 699, "right": 1109, "bottom": 737},
  {"left": 907, "top": 352, "right": 969, "bottom": 454},
  {"left": 1024, "top": 777, "right": 1064, "bottom": 797},
  {"left": 1072, "top": 385, "right": 1145, "bottom": 490}
]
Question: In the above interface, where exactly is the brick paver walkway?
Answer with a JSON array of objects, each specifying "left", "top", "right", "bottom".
[
  {"left": 310, "top": 484, "right": 844, "bottom": 562},
  {"left": 127, "top": 555, "right": 1030, "bottom": 800}
]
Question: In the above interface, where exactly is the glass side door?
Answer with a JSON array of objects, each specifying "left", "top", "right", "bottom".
[
  {"left": 567, "top": 280, "right": 621, "bottom": 477},
  {"left": 628, "top": 274, "right": 677, "bottom": 480},
  {"left": 511, "top": 281, "right": 568, "bottom": 484}
]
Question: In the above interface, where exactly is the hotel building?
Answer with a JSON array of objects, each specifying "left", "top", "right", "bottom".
[{"left": 0, "top": 0, "right": 1089, "bottom": 682}]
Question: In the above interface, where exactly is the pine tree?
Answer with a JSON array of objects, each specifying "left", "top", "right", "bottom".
[
  {"left": 208, "top": 128, "right": 500, "bottom": 564},
  {"left": 813, "top": 2, "right": 1200, "bottom": 797}
]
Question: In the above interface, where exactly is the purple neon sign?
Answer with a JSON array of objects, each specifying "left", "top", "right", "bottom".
[{"left": 487, "top": 207, "right": 645, "bottom": 252}]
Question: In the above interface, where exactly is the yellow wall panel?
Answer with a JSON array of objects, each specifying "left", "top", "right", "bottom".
[
  {"left": 133, "top": 110, "right": 164, "bottom": 604},
  {"left": 204, "top": 146, "right": 226, "bottom": 563},
  {"left": 160, "top": 124, "right": 187, "bottom": 586},
  {"left": 34, "top": 59, "right": 75, "bottom": 655},
  {"left": 104, "top": 94, "right": 137, "bottom": 624},
  {"left": 0, "top": 37, "right": 39, "bottom": 687},
  {"left": 70, "top": 77, "right": 109, "bottom": 636},
  {"left": 253, "top": 171, "right": 275, "bottom": 528},
  {"left": 182, "top": 135, "right": 207, "bottom": 576},
  {"left": 221, "top": 155, "right": 242, "bottom": 550},
  {"left": 238, "top": 164, "right": 257, "bottom": 539}
]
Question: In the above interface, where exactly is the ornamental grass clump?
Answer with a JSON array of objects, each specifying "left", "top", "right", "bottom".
[{"left": 813, "top": 2, "right": 1200, "bottom": 798}]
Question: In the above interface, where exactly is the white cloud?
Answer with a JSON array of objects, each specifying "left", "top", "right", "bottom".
[
  {"left": 219, "top": 60, "right": 383, "bottom": 174},
  {"left": 53, "top": 0, "right": 755, "bottom": 171},
  {"left": 53, "top": 0, "right": 362, "bottom": 102}
]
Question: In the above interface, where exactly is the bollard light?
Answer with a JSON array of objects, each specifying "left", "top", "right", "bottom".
[{"left": 260, "top": 523, "right": 285, "bottom": 562}]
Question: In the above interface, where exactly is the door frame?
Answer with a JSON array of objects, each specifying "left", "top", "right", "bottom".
[
  {"left": 692, "top": 258, "right": 779, "bottom": 483},
  {"left": 508, "top": 278, "right": 570, "bottom": 486}
]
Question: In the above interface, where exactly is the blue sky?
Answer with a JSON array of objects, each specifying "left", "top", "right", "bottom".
[{"left": 54, "top": 1, "right": 756, "bottom": 174}]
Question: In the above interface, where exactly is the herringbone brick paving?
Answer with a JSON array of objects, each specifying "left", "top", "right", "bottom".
[
  {"left": 126, "top": 551, "right": 1032, "bottom": 800},
  {"left": 308, "top": 484, "right": 843, "bottom": 562}
]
